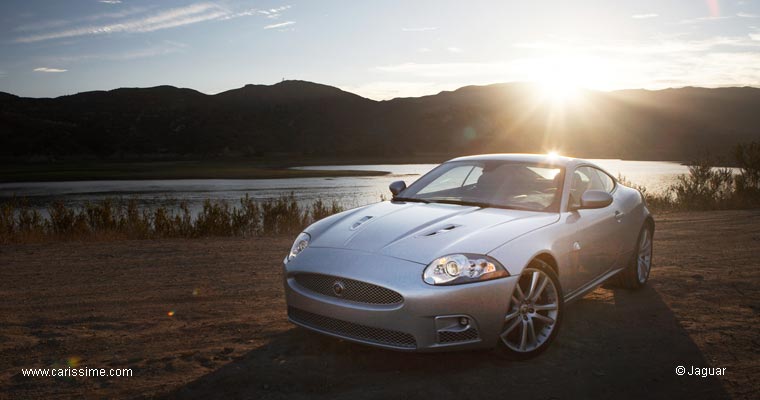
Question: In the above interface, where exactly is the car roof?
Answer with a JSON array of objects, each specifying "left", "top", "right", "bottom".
[{"left": 448, "top": 153, "right": 587, "bottom": 167}]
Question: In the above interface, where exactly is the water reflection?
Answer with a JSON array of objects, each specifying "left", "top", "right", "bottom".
[{"left": 0, "top": 161, "right": 735, "bottom": 214}]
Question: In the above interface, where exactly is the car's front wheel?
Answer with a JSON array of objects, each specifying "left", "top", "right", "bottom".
[{"left": 496, "top": 259, "right": 563, "bottom": 359}]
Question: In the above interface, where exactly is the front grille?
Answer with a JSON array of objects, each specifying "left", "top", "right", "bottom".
[
  {"left": 288, "top": 307, "right": 416, "bottom": 349},
  {"left": 438, "top": 328, "right": 479, "bottom": 343},
  {"left": 293, "top": 273, "right": 403, "bottom": 305}
]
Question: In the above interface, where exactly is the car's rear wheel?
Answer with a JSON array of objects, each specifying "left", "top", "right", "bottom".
[
  {"left": 496, "top": 259, "right": 563, "bottom": 359},
  {"left": 615, "top": 223, "right": 653, "bottom": 289}
]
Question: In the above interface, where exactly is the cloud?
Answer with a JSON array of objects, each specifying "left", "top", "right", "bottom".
[
  {"left": 418, "top": 47, "right": 432, "bottom": 53},
  {"left": 15, "top": 6, "right": 152, "bottom": 32},
  {"left": 652, "top": 51, "right": 760, "bottom": 88},
  {"left": 99, "top": 0, "right": 122, "bottom": 4},
  {"left": 33, "top": 67, "right": 67, "bottom": 73},
  {"left": 257, "top": 6, "right": 291, "bottom": 19},
  {"left": 632, "top": 13, "right": 659, "bottom": 19},
  {"left": 737, "top": 12, "right": 759, "bottom": 18},
  {"left": 15, "top": 3, "right": 292, "bottom": 43},
  {"left": 372, "top": 50, "right": 760, "bottom": 97},
  {"left": 374, "top": 62, "right": 508, "bottom": 78},
  {"left": 49, "top": 41, "right": 189, "bottom": 62},
  {"left": 371, "top": 33, "right": 760, "bottom": 96},
  {"left": 514, "top": 36, "right": 760, "bottom": 55},
  {"left": 263, "top": 21, "right": 295, "bottom": 30},
  {"left": 679, "top": 16, "right": 732, "bottom": 24},
  {"left": 447, "top": 47, "right": 463, "bottom": 53},
  {"left": 401, "top": 27, "right": 437, "bottom": 32}
]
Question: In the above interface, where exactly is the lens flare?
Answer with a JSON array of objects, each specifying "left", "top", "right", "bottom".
[{"left": 539, "top": 80, "right": 580, "bottom": 103}]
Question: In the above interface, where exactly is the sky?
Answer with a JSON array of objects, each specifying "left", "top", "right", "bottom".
[{"left": 1, "top": 0, "right": 759, "bottom": 100}]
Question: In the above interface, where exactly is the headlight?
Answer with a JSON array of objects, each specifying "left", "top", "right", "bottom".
[
  {"left": 423, "top": 254, "right": 508, "bottom": 285},
  {"left": 287, "top": 232, "right": 310, "bottom": 262}
]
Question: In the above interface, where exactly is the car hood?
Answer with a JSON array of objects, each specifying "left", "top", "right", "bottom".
[{"left": 307, "top": 201, "right": 559, "bottom": 265}]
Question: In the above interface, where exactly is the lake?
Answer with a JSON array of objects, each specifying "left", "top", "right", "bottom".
[{"left": 0, "top": 160, "right": 726, "bottom": 213}]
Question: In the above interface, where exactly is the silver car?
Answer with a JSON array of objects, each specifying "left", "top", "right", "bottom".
[{"left": 284, "top": 154, "right": 654, "bottom": 358}]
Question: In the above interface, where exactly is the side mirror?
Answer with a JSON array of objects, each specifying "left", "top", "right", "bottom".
[
  {"left": 389, "top": 180, "right": 407, "bottom": 197},
  {"left": 580, "top": 190, "right": 613, "bottom": 209}
]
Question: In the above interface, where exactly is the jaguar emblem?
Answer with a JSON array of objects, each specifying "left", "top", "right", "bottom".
[{"left": 332, "top": 281, "right": 345, "bottom": 296}]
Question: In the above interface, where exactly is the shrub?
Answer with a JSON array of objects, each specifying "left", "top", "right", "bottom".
[
  {"left": 733, "top": 141, "right": 760, "bottom": 207},
  {"left": 0, "top": 194, "right": 345, "bottom": 243},
  {"left": 620, "top": 142, "right": 760, "bottom": 212},
  {"left": 309, "top": 198, "right": 342, "bottom": 222},
  {"left": 670, "top": 158, "right": 734, "bottom": 210}
]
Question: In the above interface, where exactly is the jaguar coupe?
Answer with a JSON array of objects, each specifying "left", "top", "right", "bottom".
[{"left": 284, "top": 154, "right": 654, "bottom": 358}]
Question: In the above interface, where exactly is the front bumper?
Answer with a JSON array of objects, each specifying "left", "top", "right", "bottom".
[{"left": 284, "top": 247, "right": 519, "bottom": 352}]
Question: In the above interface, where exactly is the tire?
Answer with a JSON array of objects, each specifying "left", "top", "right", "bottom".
[
  {"left": 495, "top": 259, "right": 564, "bottom": 360},
  {"left": 615, "top": 223, "right": 654, "bottom": 289}
]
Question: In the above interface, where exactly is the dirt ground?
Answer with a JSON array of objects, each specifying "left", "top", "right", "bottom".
[{"left": 1, "top": 210, "right": 758, "bottom": 399}]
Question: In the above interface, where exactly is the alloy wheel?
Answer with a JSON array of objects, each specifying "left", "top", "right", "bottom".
[
  {"left": 500, "top": 267, "right": 560, "bottom": 353},
  {"left": 637, "top": 228, "right": 653, "bottom": 283}
]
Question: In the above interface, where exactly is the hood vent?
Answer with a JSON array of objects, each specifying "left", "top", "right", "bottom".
[
  {"left": 350, "top": 216, "right": 373, "bottom": 230},
  {"left": 423, "top": 224, "right": 460, "bottom": 237}
]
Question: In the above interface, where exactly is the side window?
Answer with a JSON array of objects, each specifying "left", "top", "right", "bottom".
[
  {"left": 569, "top": 167, "right": 615, "bottom": 208},
  {"left": 569, "top": 167, "right": 594, "bottom": 209},
  {"left": 579, "top": 167, "right": 614, "bottom": 192},
  {"left": 417, "top": 165, "right": 479, "bottom": 194},
  {"left": 586, "top": 169, "right": 606, "bottom": 191},
  {"left": 591, "top": 168, "right": 615, "bottom": 193},
  {"left": 570, "top": 167, "right": 616, "bottom": 208},
  {"left": 463, "top": 167, "right": 483, "bottom": 186}
]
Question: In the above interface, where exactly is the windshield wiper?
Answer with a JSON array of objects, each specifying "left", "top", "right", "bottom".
[
  {"left": 425, "top": 198, "right": 523, "bottom": 210},
  {"left": 392, "top": 197, "right": 533, "bottom": 211},
  {"left": 427, "top": 198, "right": 495, "bottom": 208},
  {"left": 392, "top": 196, "right": 430, "bottom": 204}
]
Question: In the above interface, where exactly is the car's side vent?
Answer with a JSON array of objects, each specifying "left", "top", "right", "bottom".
[
  {"left": 350, "top": 216, "right": 373, "bottom": 230},
  {"left": 423, "top": 224, "right": 459, "bottom": 237}
]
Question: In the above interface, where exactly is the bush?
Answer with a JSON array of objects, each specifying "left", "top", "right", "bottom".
[
  {"left": 620, "top": 141, "right": 760, "bottom": 212},
  {"left": 670, "top": 159, "right": 734, "bottom": 210},
  {"left": 733, "top": 141, "right": 760, "bottom": 207},
  {"left": 0, "top": 194, "right": 344, "bottom": 243}
]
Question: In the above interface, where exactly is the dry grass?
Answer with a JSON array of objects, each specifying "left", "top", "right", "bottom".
[{"left": 0, "top": 195, "right": 342, "bottom": 244}]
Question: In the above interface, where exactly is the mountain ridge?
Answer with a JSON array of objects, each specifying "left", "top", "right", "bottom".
[{"left": 1, "top": 80, "right": 759, "bottom": 161}]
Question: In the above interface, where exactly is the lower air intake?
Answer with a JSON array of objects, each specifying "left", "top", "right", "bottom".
[
  {"left": 288, "top": 307, "right": 416, "bottom": 349},
  {"left": 438, "top": 328, "right": 480, "bottom": 343}
]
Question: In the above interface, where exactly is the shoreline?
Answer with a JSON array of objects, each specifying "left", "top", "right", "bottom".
[
  {"left": 0, "top": 160, "right": 391, "bottom": 183},
  {"left": 0, "top": 156, "right": 718, "bottom": 183}
]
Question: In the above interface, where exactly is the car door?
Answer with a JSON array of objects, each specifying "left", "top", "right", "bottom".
[
  {"left": 565, "top": 166, "right": 620, "bottom": 290},
  {"left": 592, "top": 168, "right": 627, "bottom": 265}
]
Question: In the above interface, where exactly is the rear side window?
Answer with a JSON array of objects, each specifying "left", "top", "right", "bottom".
[
  {"left": 569, "top": 166, "right": 615, "bottom": 208},
  {"left": 591, "top": 168, "right": 615, "bottom": 193}
]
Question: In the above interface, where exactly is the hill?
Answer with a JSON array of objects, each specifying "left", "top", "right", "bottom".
[{"left": 1, "top": 80, "right": 759, "bottom": 161}]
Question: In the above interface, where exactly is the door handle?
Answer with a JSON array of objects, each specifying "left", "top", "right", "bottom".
[{"left": 614, "top": 210, "right": 625, "bottom": 222}]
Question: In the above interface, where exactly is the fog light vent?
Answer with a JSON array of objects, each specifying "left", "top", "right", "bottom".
[{"left": 438, "top": 328, "right": 479, "bottom": 343}]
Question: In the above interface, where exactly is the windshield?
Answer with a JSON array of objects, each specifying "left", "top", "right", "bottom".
[{"left": 397, "top": 160, "right": 564, "bottom": 212}]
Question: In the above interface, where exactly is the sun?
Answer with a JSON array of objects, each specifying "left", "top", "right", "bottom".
[
  {"left": 539, "top": 79, "right": 581, "bottom": 103},
  {"left": 540, "top": 81, "right": 581, "bottom": 103},
  {"left": 520, "top": 56, "right": 611, "bottom": 104}
]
